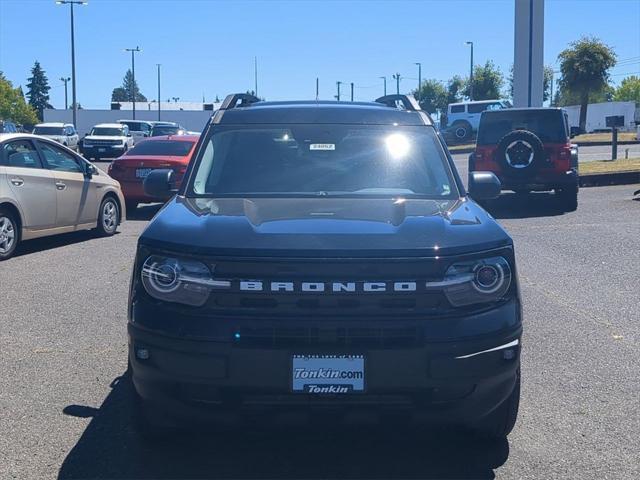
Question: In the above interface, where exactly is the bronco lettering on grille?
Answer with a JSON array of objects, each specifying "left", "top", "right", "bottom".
[{"left": 238, "top": 281, "right": 417, "bottom": 293}]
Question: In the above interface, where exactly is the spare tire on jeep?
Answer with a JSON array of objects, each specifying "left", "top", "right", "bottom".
[{"left": 495, "top": 129, "right": 545, "bottom": 176}]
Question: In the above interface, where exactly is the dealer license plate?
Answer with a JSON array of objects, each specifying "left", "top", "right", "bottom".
[
  {"left": 136, "top": 168, "right": 153, "bottom": 178},
  {"left": 292, "top": 354, "right": 365, "bottom": 394}
]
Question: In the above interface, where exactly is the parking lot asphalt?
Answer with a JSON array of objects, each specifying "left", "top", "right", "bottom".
[{"left": 1, "top": 166, "right": 638, "bottom": 478}]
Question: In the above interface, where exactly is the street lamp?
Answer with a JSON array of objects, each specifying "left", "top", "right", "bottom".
[
  {"left": 55, "top": 1, "right": 87, "bottom": 127},
  {"left": 124, "top": 47, "right": 141, "bottom": 119},
  {"left": 415, "top": 63, "right": 422, "bottom": 102},
  {"left": 465, "top": 41, "right": 474, "bottom": 101},
  {"left": 60, "top": 77, "right": 71, "bottom": 109},
  {"left": 336, "top": 81, "right": 342, "bottom": 101},
  {"left": 156, "top": 64, "right": 161, "bottom": 121},
  {"left": 379, "top": 76, "right": 387, "bottom": 96},
  {"left": 392, "top": 73, "right": 401, "bottom": 95}
]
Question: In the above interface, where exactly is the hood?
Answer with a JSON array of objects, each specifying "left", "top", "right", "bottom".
[{"left": 140, "top": 196, "right": 511, "bottom": 257}]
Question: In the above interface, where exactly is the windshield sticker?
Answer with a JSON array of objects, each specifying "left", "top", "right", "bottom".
[{"left": 310, "top": 143, "right": 335, "bottom": 151}]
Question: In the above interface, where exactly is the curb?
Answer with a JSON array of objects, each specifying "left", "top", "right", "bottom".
[
  {"left": 575, "top": 140, "right": 640, "bottom": 147},
  {"left": 579, "top": 170, "right": 640, "bottom": 187}
]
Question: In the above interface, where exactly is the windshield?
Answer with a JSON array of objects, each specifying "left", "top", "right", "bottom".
[
  {"left": 151, "top": 126, "right": 181, "bottom": 136},
  {"left": 477, "top": 110, "right": 567, "bottom": 144},
  {"left": 90, "top": 127, "right": 124, "bottom": 136},
  {"left": 189, "top": 125, "right": 457, "bottom": 198},
  {"left": 33, "top": 126, "right": 65, "bottom": 135},
  {"left": 127, "top": 140, "right": 195, "bottom": 156},
  {"left": 120, "top": 121, "right": 150, "bottom": 132}
]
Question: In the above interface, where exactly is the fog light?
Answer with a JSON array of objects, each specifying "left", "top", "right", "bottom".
[
  {"left": 502, "top": 349, "right": 516, "bottom": 360},
  {"left": 136, "top": 347, "right": 150, "bottom": 360}
]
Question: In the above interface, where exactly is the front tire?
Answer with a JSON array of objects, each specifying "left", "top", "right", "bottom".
[
  {"left": 452, "top": 121, "right": 472, "bottom": 143},
  {"left": 0, "top": 208, "right": 19, "bottom": 261},
  {"left": 473, "top": 371, "right": 520, "bottom": 439},
  {"left": 96, "top": 197, "right": 120, "bottom": 236}
]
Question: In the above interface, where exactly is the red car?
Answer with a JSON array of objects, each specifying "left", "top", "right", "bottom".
[{"left": 108, "top": 135, "right": 199, "bottom": 210}]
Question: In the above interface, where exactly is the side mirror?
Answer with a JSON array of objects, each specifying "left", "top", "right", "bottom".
[
  {"left": 569, "top": 126, "right": 581, "bottom": 138},
  {"left": 85, "top": 163, "right": 97, "bottom": 178},
  {"left": 144, "top": 169, "right": 176, "bottom": 198},
  {"left": 127, "top": 133, "right": 132, "bottom": 137},
  {"left": 468, "top": 171, "right": 501, "bottom": 200}
]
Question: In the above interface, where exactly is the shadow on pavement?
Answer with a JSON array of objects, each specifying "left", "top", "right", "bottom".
[
  {"left": 13, "top": 230, "right": 120, "bottom": 258},
  {"left": 59, "top": 372, "right": 509, "bottom": 480},
  {"left": 485, "top": 192, "right": 569, "bottom": 219},
  {"left": 126, "top": 204, "right": 162, "bottom": 222}
]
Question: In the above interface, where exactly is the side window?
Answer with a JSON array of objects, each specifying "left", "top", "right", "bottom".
[
  {"left": 2, "top": 140, "right": 44, "bottom": 169},
  {"left": 468, "top": 103, "right": 488, "bottom": 114},
  {"left": 142, "top": 123, "right": 151, "bottom": 133},
  {"left": 39, "top": 142, "right": 83, "bottom": 173},
  {"left": 450, "top": 105, "right": 465, "bottom": 114}
]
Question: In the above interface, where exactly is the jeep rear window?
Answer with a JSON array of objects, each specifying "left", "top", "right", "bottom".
[
  {"left": 189, "top": 125, "right": 457, "bottom": 198},
  {"left": 126, "top": 139, "right": 194, "bottom": 156},
  {"left": 477, "top": 110, "right": 567, "bottom": 145}
]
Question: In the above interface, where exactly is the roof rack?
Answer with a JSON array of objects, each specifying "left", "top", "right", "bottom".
[
  {"left": 374, "top": 94, "right": 421, "bottom": 111},
  {"left": 219, "top": 93, "right": 261, "bottom": 110}
]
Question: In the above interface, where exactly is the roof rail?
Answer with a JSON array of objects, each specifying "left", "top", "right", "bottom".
[
  {"left": 219, "top": 93, "right": 261, "bottom": 110},
  {"left": 374, "top": 94, "right": 421, "bottom": 111}
]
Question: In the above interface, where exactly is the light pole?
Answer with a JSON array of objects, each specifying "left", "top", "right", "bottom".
[
  {"left": 125, "top": 46, "right": 141, "bottom": 119},
  {"left": 392, "top": 73, "right": 401, "bottom": 94},
  {"left": 56, "top": 1, "right": 87, "bottom": 126},
  {"left": 415, "top": 63, "right": 422, "bottom": 101},
  {"left": 465, "top": 41, "right": 474, "bottom": 101},
  {"left": 350, "top": 82, "right": 354, "bottom": 101},
  {"left": 254, "top": 56, "right": 258, "bottom": 97},
  {"left": 156, "top": 64, "right": 161, "bottom": 121},
  {"left": 60, "top": 77, "right": 70, "bottom": 109},
  {"left": 336, "top": 81, "right": 342, "bottom": 101}
]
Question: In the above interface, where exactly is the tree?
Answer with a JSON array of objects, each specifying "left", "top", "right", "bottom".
[
  {"left": 614, "top": 75, "right": 640, "bottom": 102},
  {"left": 0, "top": 72, "right": 39, "bottom": 125},
  {"left": 26, "top": 61, "right": 52, "bottom": 120},
  {"left": 557, "top": 36, "right": 616, "bottom": 132},
  {"left": 111, "top": 69, "right": 147, "bottom": 102},
  {"left": 446, "top": 75, "right": 465, "bottom": 104},
  {"left": 507, "top": 65, "right": 554, "bottom": 102},
  {"left": 554, "top": 83, "right": 614, "bottom": 107},
  {"left": 463, "top": 61, "right": 504, "bottom": 100},
  {"left": 412, "top": 79, "right": 448, "bottom": 113}
]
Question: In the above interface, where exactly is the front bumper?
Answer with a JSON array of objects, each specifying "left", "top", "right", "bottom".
[
  {"left": 128, "top": 299, "right": 522, "bottom": 425},
  {"left": 82, "top": 144, "right": 126, "bottom": 158}
]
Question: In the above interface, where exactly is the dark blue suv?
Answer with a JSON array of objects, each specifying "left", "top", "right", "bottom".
[{"left": 128, "top": 94, "right": 522, "bottom": 439}]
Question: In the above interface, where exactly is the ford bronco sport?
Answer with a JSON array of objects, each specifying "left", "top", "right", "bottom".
[
  {"left": 470, "top": 107, "right": 579, "bottom": 211},
  {"left": 128, "top": 94, "right": 522, "bottom": 439}
]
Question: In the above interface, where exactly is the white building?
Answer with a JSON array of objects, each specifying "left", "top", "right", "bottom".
[{"left": 563, "top": 101, "right": 637, "bottom": 133}]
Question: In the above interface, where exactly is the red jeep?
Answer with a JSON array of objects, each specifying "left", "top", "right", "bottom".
[{"left": 469, "top": 108, "right": 579, "bottom": 211}]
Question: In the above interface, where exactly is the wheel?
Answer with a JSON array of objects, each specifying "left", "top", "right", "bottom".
[
  {"left": 473, "top": 371, "right": 520, "bottom": 439},
  {"left": 557, "top": 185, "right": 578, "bottom": 212},
  {"left": 496, "top": 129, "right": 544, "bottom": 177},
  {"left": 96, "top": 197, "right": 120, "bottom": 236},
  {"left": 452, "top": 121, "right": 472, "bottom": 142},
  {"left": 125, "top": 201, "right": 138, "bottom": 213},
  {"left": 0, "top": 207, "right": 19, "bottom": 261}
]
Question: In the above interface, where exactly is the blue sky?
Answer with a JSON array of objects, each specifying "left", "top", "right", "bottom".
[{"left": 1, "top": 0, "right": 639, "bottom": 109}]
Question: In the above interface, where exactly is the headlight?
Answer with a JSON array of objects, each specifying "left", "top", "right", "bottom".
[
  {"left": 431, "top": 256, "right": 512, "bottom": 307},
  {"left": 141, "top": 255, "right": 224, "bottom": 307}
]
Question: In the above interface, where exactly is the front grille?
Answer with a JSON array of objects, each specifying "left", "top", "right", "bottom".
[
  {"left": 204, "top": 257, "right": 450, "bottom": 318},
  {"left": 86, "top": 139, "right": 121, "bottom": 146}
]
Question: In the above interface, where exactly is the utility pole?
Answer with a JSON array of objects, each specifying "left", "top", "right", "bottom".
[
  {"left": 379, "top": 76, "right": 387, "bottom": 96},
  {"left": 415, "top": 63, "right": 422, "bottom": 101},
  {"left": 350, "top": 82, "right": 354, "bottom": 101},
  {"left": 254, "top": 56, "right": 258, "bottom": 97},
  {"left": 393, "top": 73, "right": 401, "bottom": 94},
  {"left": 316, "top": 77, "right": 319, "bottom": 100},
  {"left": 156, "top": 64, "right": 161, "bottom": 121},
  {"left": 56, "top": 1, "right": 87, "bottom": 126},
  {"left": 60, "top": 77, "right": 70, "bottom": 109},
  {"left": 465, "top": 41, "right": 474, "bottom": 101},
  {"left": 336, "top": 81, "right": 342, "bottom": 101},
  {"left": 125, "top": 46, "right": 141, "bottom": 119}
]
